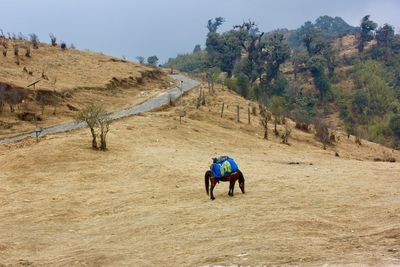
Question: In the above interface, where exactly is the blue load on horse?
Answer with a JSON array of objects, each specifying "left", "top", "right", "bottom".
[{"left": 210, "top": 156, "right": 239, "bottom": 179}]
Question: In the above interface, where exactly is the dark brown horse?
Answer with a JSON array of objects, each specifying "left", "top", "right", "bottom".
[{"left": 205, "top": 170, "right": 245, "bottom": 200}]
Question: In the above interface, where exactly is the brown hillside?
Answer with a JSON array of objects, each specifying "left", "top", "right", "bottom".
[
  {"left": 0, "top": 83, "right": 399, "bottom": 266},
  {"left": 0, "top": 38, "right": 174, "bottom": 137}
]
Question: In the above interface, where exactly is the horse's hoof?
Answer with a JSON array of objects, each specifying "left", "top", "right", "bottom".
[{"left": 211, "top": 197, "right": 215, "bottom": 200}]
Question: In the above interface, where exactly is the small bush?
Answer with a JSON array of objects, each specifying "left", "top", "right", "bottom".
[
  {"left": 13, "top": 45, "right": 19, "bottom": 57},
  {"left": 315, "top": 119, "right": 330, "bottom": 149},
  {"left": 60, "top": 42, "right": 67, "bottom": 50},
  {"left": 29, "top": 33, "right": 39, "bottom": 49},
  {"left": 49, "top": 33, "right": 57, "bottom": 46},
  {"left": 25, "top": 46, "right": 31, "bottom": 57}
]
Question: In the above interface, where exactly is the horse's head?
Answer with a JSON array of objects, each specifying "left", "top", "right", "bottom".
[{"left": 238, "top": 171, "right": 245, "bottom": 194}]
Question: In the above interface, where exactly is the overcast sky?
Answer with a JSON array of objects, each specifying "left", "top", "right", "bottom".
[{"left": 1, "top": 0, "right": 399, "bottom": 63}]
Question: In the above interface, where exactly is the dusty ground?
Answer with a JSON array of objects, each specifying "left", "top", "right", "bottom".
[{"left": 1, "top": 85, "right": 400, "bottom": 266}]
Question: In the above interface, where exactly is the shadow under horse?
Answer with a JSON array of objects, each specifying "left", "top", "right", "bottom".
[{"left": 204, "top": 170, "right": 245, "bottom": 200}]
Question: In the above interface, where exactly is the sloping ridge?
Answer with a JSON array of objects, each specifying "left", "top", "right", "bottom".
[{"left": 0, "top": 74, "right": 199, "bottom": 144}]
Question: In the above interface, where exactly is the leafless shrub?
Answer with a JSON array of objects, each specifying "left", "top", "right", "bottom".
[
  {"left": 281, "top": 120, "right": 292, "bottom": 144},
  {"left": 17, "top": 112, "right": 42, "bottom": 122},
  {"left": 259, "top": 104, "right": 269, "bottom": 140},
  {"left": 315, "top": 119, "right": 330, "bottom": 150},
  {"left": 329, "top": 131, "right": 337, "bottom": 143},
  {"left": 75, "top": 104, "right": 112, "bottom": 151},
  {"left": 13, "top": 45, "right": 19, "bottom": 57},
  {"left": 251, "top": 105, "right": 257, "bottom": 116},
  {"left": 14, "top": 45, "right": 20, "bottom": 65},
  {"left": 41, "top": 70, "right": 49, "bottom": 80},
  {"left": 5, "top": 87, "right": 25, "bottom": 112},
  {"left": 70, "top": 43, "right": 75, "bottom": 49},
  {"left": 292, "top": 109, "right": 312, "bottom": 132},
  {"left": 25, "top": 46, "right": 31, "bottom": 57},
  {"left": 49, "top": 33, "right": 57, "bottom": 46},
  {"left": 98, "top": 115, "right": 112, "bottom": 150},
  {"left": 17, "top": 32, "right": 27, "bottom": 40},
  {"left": 60, "top": 42, "right": 67, "bottom": 50},
  {"left": 374, "top": 151, "right": 396, "bottom": 162},
  {"left": 29, "top": 33, "right": 39, "bottom": 49}
]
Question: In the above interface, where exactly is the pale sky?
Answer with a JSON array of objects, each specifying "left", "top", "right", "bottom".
[{"left": 1, "top": 0, "right": 399, "bottom": 63}]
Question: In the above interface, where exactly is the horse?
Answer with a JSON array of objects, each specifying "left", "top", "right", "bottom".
[{"left": 204, "top": 170, "right": 245, "bottom": 200}]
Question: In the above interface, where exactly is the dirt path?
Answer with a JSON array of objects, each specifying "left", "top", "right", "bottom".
[{"left": 0, "top": 74, "right": 199, "bottom": 144}]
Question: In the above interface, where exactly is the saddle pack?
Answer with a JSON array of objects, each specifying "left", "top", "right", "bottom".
[{"left": 210, "top": 156, "right": 239, "bottom": 178}]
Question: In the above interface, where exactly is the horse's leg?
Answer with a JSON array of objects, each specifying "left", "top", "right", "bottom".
[
  {"left": 228, "top": 179, "right": 234, "bottom": 196},
  {"left": 210, "top": 178, "right": 217, "bottom": 200},
  {"left": 231, "top": 178, "right": 237, "bottom": 196}
]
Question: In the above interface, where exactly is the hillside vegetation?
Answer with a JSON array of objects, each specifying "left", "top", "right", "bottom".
[{"left": 165, "top": 15, "right": 400, "bottom": 149}]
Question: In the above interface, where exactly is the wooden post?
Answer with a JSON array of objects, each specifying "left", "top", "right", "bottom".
[
  {"left": 248, "top": 106, "right": 251, "bottom": 124},
  {"left": 236, "top": 105, "right": 240, "bottom": 123},
  {"left": 220, "top": 102, "right": 224, "bottom": 117}
]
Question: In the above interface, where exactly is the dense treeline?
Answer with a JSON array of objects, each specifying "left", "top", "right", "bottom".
[{"left": 164, "top": 15, "right": 400, "bottom": 148}]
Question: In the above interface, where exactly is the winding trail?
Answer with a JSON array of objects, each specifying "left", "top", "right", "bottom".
[{"left": 0, "top": 74, "right": 199, "bottom": 144}]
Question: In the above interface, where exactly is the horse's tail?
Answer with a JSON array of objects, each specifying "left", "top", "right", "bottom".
[{"left": 205, "top": 170, "right": 211, "bottom": 196}]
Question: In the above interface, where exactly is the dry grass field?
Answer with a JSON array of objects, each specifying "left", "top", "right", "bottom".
[{"left": 1, "top": 84, "right": 399, "bottom": 266}]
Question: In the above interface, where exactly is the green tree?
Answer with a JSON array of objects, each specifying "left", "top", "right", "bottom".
[
  {"left": 207, "top": 17, "right": 225, "bottom": 33},
  {"left": 233, "top": 21, "right": 267, "bottom": 84},
  {"left": 164, "top": 53, "right": 207, "bottom": 73},
  {"left": 193, "top": 44, "right": 202, "bottom": 53},
  {"left": 264, "top": 32, "right": 291, "bottom": 84},
  {"left": 147, "top": 55, "right": 159, "bottom": 66},
  {"left": 375, "top": 24, "right": 395, "bottom": 61},
  {"left": 307, "top": 55, "right": 330, "bottom": 100},
  {"left": 389, "top": 114, "right": 400, "bottom": 140},
  {"left": 206, "top": 29, "right": 243, "bottom": 77},
  {"left": 136, "top": 56, "right": 145, "bottom": 64},
  {"left": 357, "top": 15, "right": 377, "bottom": 53}
]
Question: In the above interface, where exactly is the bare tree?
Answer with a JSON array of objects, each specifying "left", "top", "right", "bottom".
[
  {"left": 75, "top": 104, "right": 112, "bottom": 151},
  {"left": 49, "top": 33, "right": 57, "bottom": 46},
  {"left": 6, "top": 88, "right": 24, "bottom": 113},
  {"left": 206, "top": 71, "right": 214, "bottom": 95},
  {"left": 29, "top": 33, "right": 39, "bottom": 49},
  {"left": 25, "top": 45, "right": 31, "bottom": 57},
  {"left": 98, "top": 115, "right": 112, "bottom": 151},
  {"left": 315, "top": 119, "right": 330, "bottom": 150},
  {"left": 281, "top": 120, "right": 291, "bottom": 144},
  {"left": 259, "top": 104, "right": 269, "bottom": 140},
  {"left": 13, "top": 45, "right": 19, "bottom": 65}
]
